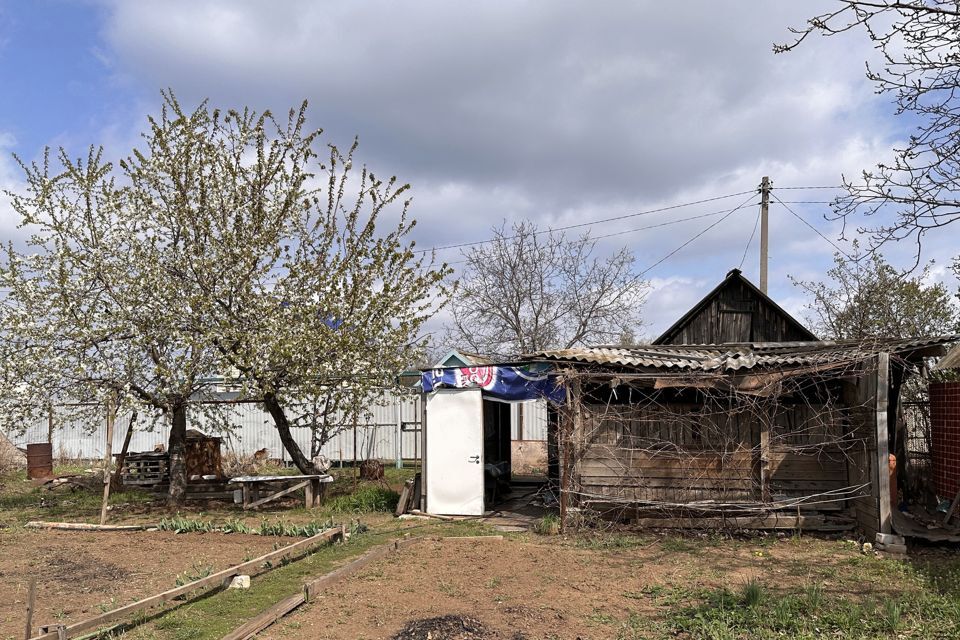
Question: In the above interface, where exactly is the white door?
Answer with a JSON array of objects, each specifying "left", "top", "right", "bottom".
[{"left": 425, "top": 388, "right": 484, "bottom": 515}]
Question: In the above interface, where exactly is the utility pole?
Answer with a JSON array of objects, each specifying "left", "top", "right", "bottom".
[{"left": 759, "top": 176, "right": 770, "bottom": 294}]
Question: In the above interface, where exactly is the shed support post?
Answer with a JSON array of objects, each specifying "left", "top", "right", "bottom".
[
  {"left": 759, "top": 417, "right": 771, "bottom": 503},
  {"left": 560, "top": 374, "right": 581, "bottom": 532},
  {"left": 419, "top": 392, "right": 428, "bottom": 511},
  {"left": 396, "top": 396, "right": 403, "bottom": 469},
  {"left": 876, "top": 352, "right": 892, "bottom": 534}
]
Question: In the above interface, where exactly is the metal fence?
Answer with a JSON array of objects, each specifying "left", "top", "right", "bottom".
[{"left": 4, "top": 393, "right": 548, "bottom": 463}]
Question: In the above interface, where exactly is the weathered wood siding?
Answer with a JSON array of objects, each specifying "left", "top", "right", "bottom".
[
  {"left": 657, "top": 276, "right": 815, "bottom": 344},
  {"left": 845, "top": 360, "right": 881, "bottom": 538},
  {"left": 574, "top": 400, "right": 851, "bottom": 512}
]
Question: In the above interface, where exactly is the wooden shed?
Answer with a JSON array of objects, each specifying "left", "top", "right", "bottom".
[
  {"left": 533, "top": 338, "right": 956, "bottom": 537},
  {"left": 527, "top": 271, "right": 957, "bottom": 537}
]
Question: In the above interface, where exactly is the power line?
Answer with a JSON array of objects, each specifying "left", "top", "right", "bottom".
[
  {"left": 416, "top": 189, "right": 756, "bottom": 254},
  {"left": 638, "top": 192, "right": 759, "bottom": 277},
  {"left": 738, "top": 207, "right": 762, "bottom": 270},
  {"left": 772, "top": 185, "right": 844, "bottom": 190},
  {"left": 588, "top": 207, "right": 746, "bottom": 242},
  {"left": 443, "top": 206, "right": 744, "bottom": 268},
  {"left": 770, "top": 192, "right": 851, "bottom": 259}
]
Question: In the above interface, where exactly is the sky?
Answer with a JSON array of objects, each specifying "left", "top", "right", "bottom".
[{"left": 1, "top": 0, "right": 956, "bottom": 344}]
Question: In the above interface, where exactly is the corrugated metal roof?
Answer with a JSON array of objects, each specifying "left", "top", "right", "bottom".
[{"left": 527, "top": 336, "right": 960, "bottom": 373}]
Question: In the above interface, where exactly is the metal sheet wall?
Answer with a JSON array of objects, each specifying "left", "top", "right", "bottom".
[
  {"left": 4, "top": 390, "right": 424, "bottom": 462},
  {"left": 4, "top": 391, "right": 547, "bottom": 461},
  {"left": 510, "top": 400, "right": 549, "bottom": 441}
]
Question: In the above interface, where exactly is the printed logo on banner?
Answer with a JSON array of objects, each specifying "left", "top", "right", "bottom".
[{"left": 459, "top": 366, "right": 495, "bottom": 389}]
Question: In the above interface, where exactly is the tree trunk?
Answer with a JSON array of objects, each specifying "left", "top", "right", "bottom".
[
  {"left": 167, "top": 405, "right": 188, "bottom": 505},
  {"left": 264, "top": 393, "right": 314, "bottom": 474}
]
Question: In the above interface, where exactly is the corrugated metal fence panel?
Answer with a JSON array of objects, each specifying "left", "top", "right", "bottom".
[
  {"left": 510, "top": 400, "right": 548, "bottom": 441},
  {"left": 3, "top": 392, "right": 549, "bottom": 460},
  {"left": 4, "top": 391, "right": 424, "bottom": 462}
]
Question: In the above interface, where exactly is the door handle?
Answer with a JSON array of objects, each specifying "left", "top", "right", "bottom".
[{"left": 468, "top": 455, "right": 480, "bottom": 464}]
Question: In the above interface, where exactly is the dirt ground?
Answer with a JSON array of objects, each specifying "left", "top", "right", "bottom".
[
  {"left": 0, "top": 528, "right": 294, "bottom": 639},
  {"left": 261, "top": 534, "right": 885, "bottom": 640}
]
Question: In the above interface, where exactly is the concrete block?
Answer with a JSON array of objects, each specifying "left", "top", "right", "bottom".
[
  {"left": 229, "top": 575, "right": 251, "bottom": 589},
  {"left": 875, "top": 533, "right": 905, "bottom": 546}
]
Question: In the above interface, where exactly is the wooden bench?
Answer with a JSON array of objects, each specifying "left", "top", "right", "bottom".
[{"left": 229, "top": 474, "right": 333, "bottom": 510}]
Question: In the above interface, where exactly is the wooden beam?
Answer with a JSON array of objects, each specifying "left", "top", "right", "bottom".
[
  {"left": 219, "top": 593, "right": 306, "bottom": 640},
  {"left": 112, "top": 410, "right": 138, "bottom": 489},
  {"left": 32, "top": 528, "right": 341, "bottom": 640},
  {"left": 24, "top": 578, "right": 36, "bottom": 640},
  {"left": 243, "top": 479, "right": 311, "bottom": 510},
  {"left": 759, "top": 416, "right": 771, "bottom": 503},
  {"left": 25, "top": 522, "right": 152, "bottom": 532},
  {"left": 631, "top": 515, "right": 853, "bottom": 531},
  {"left": 222, "top": 536, "right": 423, "bottom": 640},
  {"left": 876, "top": 352, "right": 892, "bottom": 535}
]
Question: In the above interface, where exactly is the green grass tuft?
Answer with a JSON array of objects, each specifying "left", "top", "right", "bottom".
[{"left": 325, "top": 485, "right": 398, "bottom": 513}]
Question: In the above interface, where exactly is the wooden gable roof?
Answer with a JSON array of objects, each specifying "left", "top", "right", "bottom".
[{"left": 653, "top": 269, "right": 817, "bottom": 345}]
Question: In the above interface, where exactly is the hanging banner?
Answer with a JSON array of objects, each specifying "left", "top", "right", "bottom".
[{"left": 421, "top": 365, "right": 564, "bottom": 403}]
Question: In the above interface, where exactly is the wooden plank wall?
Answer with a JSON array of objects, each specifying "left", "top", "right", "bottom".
[
  {"left": 575, "top": 399, "right": 852, "bottom": 512},
  {"left": 658, "top": 277, "right": 814, "bottom": 344},
  {"left": 845, "top": 360, "right": 880, "bottom": 538}
]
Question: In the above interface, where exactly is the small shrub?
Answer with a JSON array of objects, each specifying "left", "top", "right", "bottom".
[{"left": 534, "top": 513, "right": 560, "bottom": 535}]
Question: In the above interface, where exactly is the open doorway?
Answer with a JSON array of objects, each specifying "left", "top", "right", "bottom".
[{"left": 483, "top": 398, "right": 548, "bottom": 512}]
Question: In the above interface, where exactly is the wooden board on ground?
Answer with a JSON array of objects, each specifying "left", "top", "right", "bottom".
[{"left": 31, "top": 528, "right": 342, "bottom": 640}]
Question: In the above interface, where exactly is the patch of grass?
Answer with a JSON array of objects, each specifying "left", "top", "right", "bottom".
[
  {"left": 574, "top": 533, "right": 647, "bottom": 550},
  {"left": 533, "top": 513, "right": 560, "bottom": 535},
  {"left": 663, "top": 572, "right": 960, "bottom": 639},
  {"left": 325, "top": 485, "right": 398, "bottom": 514},
  {"left": 660, "top": 535, "right": 699, "bottom": 553},
  {"left": 740, "top": 577, "right": 763, "bottom": 607}
]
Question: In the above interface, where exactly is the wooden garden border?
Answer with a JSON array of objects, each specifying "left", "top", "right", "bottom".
[
  {"left": 220, "top": 534, "right": 505, "bottom": 640},
  {"left": 29, "top": 527, "right": 343, "bottom": 640}
]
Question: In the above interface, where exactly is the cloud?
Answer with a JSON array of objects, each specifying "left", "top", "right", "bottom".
[
  {"left": 87, "top": 0, "right": 956, "bottom": 337},
  {"left": 0, "top": 131, "right": 24, "bottom": 242}
]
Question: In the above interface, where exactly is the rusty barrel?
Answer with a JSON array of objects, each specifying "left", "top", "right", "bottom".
[{"left": 26, "top": 442, "right": 53, "bottom": 479}]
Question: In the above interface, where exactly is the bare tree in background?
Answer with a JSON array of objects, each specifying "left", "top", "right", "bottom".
[
  {"left": 447, "top": 221, "right": 649, "bottom": 357},
  {"left": 778, "top": 1, "right": 960, "bottom": 261},
  {"left": 792, "top": 244, "right": 959, "bottom": 339}
]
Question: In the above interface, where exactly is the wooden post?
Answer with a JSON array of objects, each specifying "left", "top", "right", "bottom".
[
  {"left": 517, "top": 403, "right": 525, "bottom": 441},
  {"left": 99, "top": 397, "right": 116, "bottom": 526},
  {"left": 759, "top": 176, "right": 770, "bottom": 294},
  {"left": 395, "top": 396, "right": 403, "bottom": 469},
  {"left": 24, "top": 578, "right": 36, "bottom": 640},
  {"left": 759, "top": 420, "right": 771, "bottom": 503},
  {"left": 112, "top": 410, "right": 138, "bottom": 489},
  {"left": 419, "top": 392, "right": 427, "bottom": 510},
  {"left": 559, "top": 375, "right": 580, "bottom": 532},
  {"left": 876, "top": 352, "right": 892, "bottom": 535}
]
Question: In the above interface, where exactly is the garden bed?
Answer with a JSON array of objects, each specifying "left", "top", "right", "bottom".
[{"left": 0, "top": 528, "right": 296, "bottom": 637}]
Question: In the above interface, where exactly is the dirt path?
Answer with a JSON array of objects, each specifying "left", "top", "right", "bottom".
[
  {"left": 259, "top": 533, "right": 915, "bottom": 640},
  {"left": 0, "top": 528, "right": 294, "bottom": 639}
]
